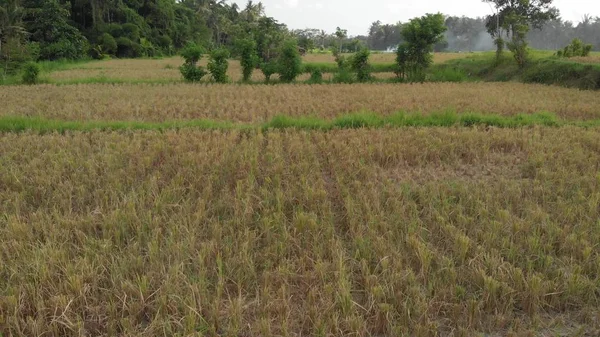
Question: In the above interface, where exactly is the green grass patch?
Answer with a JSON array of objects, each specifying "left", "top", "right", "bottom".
[
  {"left": 440, "top": 51, "right": 600, "bottom": 90},
  {"left": 0, "top": 111, "right": 589, "bottom": 134}
]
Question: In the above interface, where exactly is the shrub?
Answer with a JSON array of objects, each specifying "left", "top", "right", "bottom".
[
  {"left": 116, "top": 37, "right": 142, "bottom": 58},
  {"left": 97, "top": 33, "right": 117, "bottom": 57},
  {"left": 180, "top": 43, "right": 204, "bottom": 65},
  {"left": 395, "top": 13, "right": 446, "bottom": 80},
  {"left": 207, "top": 48, "right": 230, "bottom": 83},
  {"left": 1, "top": 40, "right": 39, "bottom": 75},
  {"left": 260, "top": 61, "right": 278, "bottom": 83},
  {"left": 236, "top": 38, "right": 259, "bottom": 82},
  {"left": 22, "top": 62, "right": 41, "bottom": 85},
  {"left": 179, "top": 43, "right": 207, "bottom": 82},
  {"left": 179, "top": 63, "right": 207, "bottom": 82},
  {"left": 350, "top": 47, "right": 372, "bottom": 82},
  {"left": 278, "top": 39, "right": 302, "bottom": 83},
  {"left": 332, "top": 67, "right": 355, "bottom": 84},
  {"left": 308, "top": 69, "right": 323, "bottom": 84},
  {"left": 559, "top": 39, "right": 593, "bottom": 58},
  {"left": 331, "top": 47, "right": 347, "bottom": 68}
]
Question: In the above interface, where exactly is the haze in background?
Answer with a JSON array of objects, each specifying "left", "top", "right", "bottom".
[{"left": 230, "top": 0, "right": 599, "bottom": 36}]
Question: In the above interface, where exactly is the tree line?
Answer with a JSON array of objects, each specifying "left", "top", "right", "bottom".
[
  {"left": 1, "top": 0, "right": 598, "bottom": 80},
  {"left": 1, "top": 0, "right": 291, "bottom": 74},
  {"left": 347, "top": 15, "right": 600, "bottom": 53}
]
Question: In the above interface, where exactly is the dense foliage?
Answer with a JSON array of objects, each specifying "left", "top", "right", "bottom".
[
  {"left": 277, "top": 39, "right": 302, "bottom": 83},
  {"left": 396, "top": 13, "right": 447, "bottom": 82},
  {"left": 1, "top": 0, "right": 289, "bottom": 75},
  {"left": 179, "top": 43, "right": 206, "bottom": 82},
  {"left": 236, "top": 38, "right": 258, "bottom": 82},
  {"left": 207, "top": 47, "right": 229, "bottom": 83}
]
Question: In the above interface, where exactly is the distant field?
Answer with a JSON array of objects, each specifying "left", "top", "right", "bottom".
[
  {"left": 2, "top": 82, "right": 599, "bottom": 122},
  {"left": 44, "top": 53, "right": 469, "bottom": 83},
  {"left": 569, "top": 55, "right": 600, "bottom": 64},
  {"left": 2, "top": 128, "right": 599, "bottom": 336}
]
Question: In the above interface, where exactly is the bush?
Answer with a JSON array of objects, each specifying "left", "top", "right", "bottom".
[
  {"left": 96, "top": 33, "right": 117, "bottom": 58},
  {"left": 181, "top": 43, "right": 204, "bottom": 65},
  {"left": 278, "top": 39, "right": 302, "bottom": 83},
  {"left": 179, "top": 43, "right": 207, "bottom": 82},
  {"left": 308, "top": 69, "right": 323, "bottom": 84},
  {"left": 156, "top": 35, "right": 173, "bottom": 55},
  {"left": 332, "top": 67, "right": 355, "bottom": 84},
  {"left": 22, "top": 62, "right": 41, "bottom": 85},
  {"left": 41, "top": 38, "right": 89, "bottom": 61},
  {"left": 428, "top": 67, "right": 467, "bottom": 82},
  {"left": 208, "top": 48, "right": 230, "bottom": 83},
  {"left": 260, "top": 61, "right": 278, "bottom": 83},
  {"left": 179, "top": 63, "right": 207, "bottom": 82},
  {"left": 559, "top": 39, "right": 593, "bottom": 58},
  {"left": 350, "top": 47, "right": 372, "bottom": 82},
  {"left": 115, "top": 37, "right": 143, "bottom": 58},
  {"left": 236, "top": 38, "right": 259, "bottom": 82},
  {"left": 331, "top": 47, "right": 347, "bottom": 68},
  {"left": 1, "top": 40, "right": 39, "bottom": 75}
]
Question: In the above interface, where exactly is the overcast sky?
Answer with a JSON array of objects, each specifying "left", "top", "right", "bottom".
[{"left": 230, "top": 0, "right": 598, "bottom": 36}]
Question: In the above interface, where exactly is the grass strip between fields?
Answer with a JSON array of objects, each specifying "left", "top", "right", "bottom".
[{"left": 1, "top": 112, "right": 599, "bottom": 134}]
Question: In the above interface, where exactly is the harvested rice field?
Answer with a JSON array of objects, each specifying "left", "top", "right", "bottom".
[{"left": 1, "top": 56, "right": 600, "bottom": 336}]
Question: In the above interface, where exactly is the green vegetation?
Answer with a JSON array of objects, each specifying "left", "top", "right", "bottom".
[
  {"left": 557, "top": 38, "right": 593, "bottom": 58},
  {"left": 20, "top": 61, "right": 39, "bottom": 84},
  {"left": 236, "top": 38, "right": 259, "bottom": 82},
  {"left": 396, "top": 13, "right": 447, "bottom": 82},
  {"left": 2, "top": 111, "right": 600, "bottom": 134},
  {"left": 349, "top": 47, "right": 372, "bottom": 82},
  {"left": 277, "top": 39, "right": 302, "bottom": 83},
  {"left": 179, "top": 43, "right": 207, "bottom": 83},
  {"left": 439, "top": 52, "right": 600, "bottom": 90},
  {"left": 207, "top": 48, "right": 230, "bottom": 83}
]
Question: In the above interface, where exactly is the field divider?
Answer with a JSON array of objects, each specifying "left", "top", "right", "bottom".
[{"left": 1, "top": 112, "right": 599, "bottom": 134}]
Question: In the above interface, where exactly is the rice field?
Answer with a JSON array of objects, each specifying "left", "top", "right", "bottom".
[
  {"left": 569, "top": 55, "right": 600, "bottom": 64},
  {"left": 44, "top": 53, "right": 466, "bottom": 83},
  {"left": 1, "top": 58, "right": 600, "bottom": 336},
  {"left": 1, "top": 128, "right": 599, "bottom": 336},
  {"left": 2, "top": 82, "right": 600, "bottom": 122}
]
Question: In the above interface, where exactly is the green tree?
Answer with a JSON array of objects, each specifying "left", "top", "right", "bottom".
[
  {"left": 505, "top": 13, "right": 529, "bottom": 68},
  {"left": 335, "top": 27, "right": 347, "bottom": 53},
  {"left": 484, "top": 0, "right": 559, "bottom": 67},
  {"left": 207, "top": 47, "right": 229, "bottom": 83},
  {"left": 396, "top": 13, "right": 447, "bottom": 82},
  {"left": 26, "top": 0, "right": 88, "bottom": 60},
  {"left": 1, "top": 0, "right": 31, "bottom": 74},
  {"left": 277, "top": 39, "right": 301, "bottom": 83},
  {"left": 236, "top": 38, "right": 258, "bottom": 82},
  {"left": 179, "top": 43, "right": 207, "bottom": 82},
  {"left": 259, "top": 60, "right": 277, "bottom": 83},
  {"left": 349, "top": 47, "right": 372, "bottom": 82}
]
